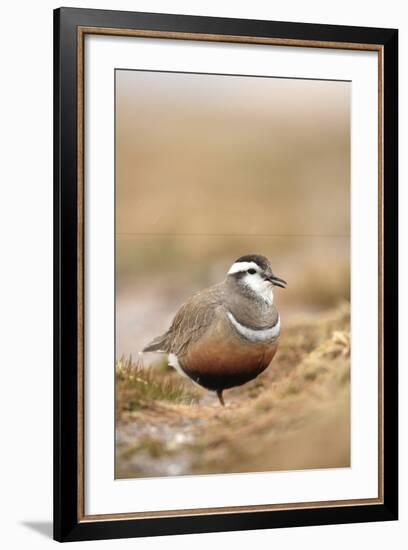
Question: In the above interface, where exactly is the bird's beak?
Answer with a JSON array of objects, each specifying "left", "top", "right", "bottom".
[{"left": 266, "top": 274, "right": 287, "bottom": 288}]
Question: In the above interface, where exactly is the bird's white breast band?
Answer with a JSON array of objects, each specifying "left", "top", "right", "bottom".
[{"left": 227, "top": 311, "right": 280, "bottom": 342}]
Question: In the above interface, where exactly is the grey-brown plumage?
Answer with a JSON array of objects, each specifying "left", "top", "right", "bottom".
[
  {"left": 143, "top": 284, "right": 223, "bottom": 355},
  {"left": 143, "top": 254, "right": 286, "bottom": 405}
]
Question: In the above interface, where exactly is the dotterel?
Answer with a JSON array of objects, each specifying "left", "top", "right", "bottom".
[{"left": 143, "top": 254, "right": 287, "bottom": 405}]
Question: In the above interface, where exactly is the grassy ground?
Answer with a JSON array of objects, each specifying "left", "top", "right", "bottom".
[{"left": 115, "top": 302, "right": 350, "bottom": 479}]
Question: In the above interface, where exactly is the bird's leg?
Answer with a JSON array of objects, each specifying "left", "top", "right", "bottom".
[{"left": 216, "top": 389, "right": 225, "bottom": 407}]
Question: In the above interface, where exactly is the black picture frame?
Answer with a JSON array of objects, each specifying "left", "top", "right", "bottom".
[{"left": 54, "top": 7, "right": 398, "bottom": 542}]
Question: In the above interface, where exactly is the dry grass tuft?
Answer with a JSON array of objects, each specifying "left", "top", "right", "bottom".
[{"left": 116, "top": 357, "right": 200, "bottom": 416}]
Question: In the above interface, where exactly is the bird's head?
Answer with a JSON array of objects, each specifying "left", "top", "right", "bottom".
[{"left": 226, "top": 254, "right": 287, "bottom": 304}]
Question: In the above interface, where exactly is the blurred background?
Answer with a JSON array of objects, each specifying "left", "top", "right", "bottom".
[{"left": 115, "top": 69, "right": 350, "bottom": 359}]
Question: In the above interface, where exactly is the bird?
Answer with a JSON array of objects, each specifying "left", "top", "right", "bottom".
[{"left": 142, "top": 254, "right": 287, "bottom": 406}]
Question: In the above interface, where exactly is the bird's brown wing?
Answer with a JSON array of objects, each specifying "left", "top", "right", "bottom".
[{"left": 143, "top": 284, "right": 223, "bottom": 355}]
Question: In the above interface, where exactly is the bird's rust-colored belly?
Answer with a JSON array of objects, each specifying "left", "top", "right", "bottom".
[{"left": 179, "top": 316, "right": 278, "bottom": 391}]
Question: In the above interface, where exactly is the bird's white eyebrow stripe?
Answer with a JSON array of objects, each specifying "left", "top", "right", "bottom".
[
  {"left": 228, "top": 261, "right": 260, "bottom": 275},
  {"left": 227, "top": 311, "right": 280, "bottom": 342}
]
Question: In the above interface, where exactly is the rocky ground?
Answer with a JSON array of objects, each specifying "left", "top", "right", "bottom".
[{"left": 115, "top": 303, "right": 350, "bottom": 479}]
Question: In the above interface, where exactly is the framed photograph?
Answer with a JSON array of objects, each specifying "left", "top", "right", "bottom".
[{"left": 54, "top": 7, "right": 398, "bottom": 542}]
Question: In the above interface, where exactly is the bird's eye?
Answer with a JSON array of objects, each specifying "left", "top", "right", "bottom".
[{"left": 247, "top": 268, "right": 256, "bottom": 275}]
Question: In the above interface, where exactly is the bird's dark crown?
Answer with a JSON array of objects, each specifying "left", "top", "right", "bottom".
[{"left": 234, "top": 254, "right": 271, "bottom": 272}]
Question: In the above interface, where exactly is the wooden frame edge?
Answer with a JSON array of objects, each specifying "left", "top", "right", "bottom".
[
  {"left": 75, "top": 26, "right": 386, "bottom": 523},
  {"left": 78, "top": 25, "right": 383, "bottom": 51}
]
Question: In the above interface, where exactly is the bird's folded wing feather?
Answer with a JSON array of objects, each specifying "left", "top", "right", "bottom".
[{"left": 143, "top": 285, "right": 223, "bottom": 355}]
